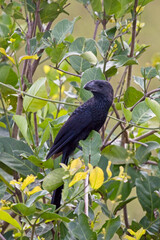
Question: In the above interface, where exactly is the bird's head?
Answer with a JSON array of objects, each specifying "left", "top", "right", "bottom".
[{"left": 84, "top": 80, "right": 113, "bottom": 102}]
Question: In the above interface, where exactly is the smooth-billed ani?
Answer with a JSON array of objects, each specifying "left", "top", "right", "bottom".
[{"left": 46, "top": 80, "right": 113, "bottom": 209}]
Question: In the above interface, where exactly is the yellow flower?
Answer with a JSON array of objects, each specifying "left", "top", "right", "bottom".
[
  {"left": 18, "top": 54, "right": 39, "bottom": 64},
  {"left": 88, "top": 163, "right": 93, "bottom": 171},
  {"left": 89, "top": 167, "right": 104, "bottom": 190},
  {"left": 0, "top": 47, "right": 16, "bottom": 64},
  {"left": 137, "top": 20, "right": 145, "bottom": 29},
  {"left": 109, "top": 17, "right": 115, "bottom": 23},
  {"left": 9, "top": 38, "right": 16, "bottom": 43},
  {"left": 69, "top": 171, "right": 88, "bottom": 187},
  {"left": 60, "top": 163, "right": 69, "bottom": 171},
  {"left": 136, "top": 6, "right": 144, "bottom": 14},
  {"left": 0, "top": 199, "right": 11, "bottom": 210},
  {"left": 106, "top": 160, "right": 112, "bottom": 179},
  {"left": 113, "top": 166, "right": 131, "bottom": 183},
  {"left": 124, "top": 227, "right": 146, "bottom": 240},
  {"left": 10, "top": 178, "right": 23, "bottom": 188},
  {"left": 27, "top": 186, "right": 42, "bottom": 196},
  {"left": 69, "top": 158, "right": 83, "bottom": 175},
  {"left": 21, "top": 175, "right": 37, "bottom": 191},
  {"left": 43, "top": 65, "right": 51, "bottom": 74}
]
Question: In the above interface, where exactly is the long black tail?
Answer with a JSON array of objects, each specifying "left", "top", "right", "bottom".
[
  {"left": 51, "top": 153, "right": 69, "bottom": 209},
  {"left": 51, "top": 185, "right": 63, "bottom": 209}
]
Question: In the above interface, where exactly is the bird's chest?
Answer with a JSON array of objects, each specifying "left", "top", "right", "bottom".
[{"left": 91, "top": 103, "right": 108, "bottom": 130}]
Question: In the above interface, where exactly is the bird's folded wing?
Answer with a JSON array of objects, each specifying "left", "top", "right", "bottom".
[{"left": 47, "top": 108, "right": 92, "bottom": 157}]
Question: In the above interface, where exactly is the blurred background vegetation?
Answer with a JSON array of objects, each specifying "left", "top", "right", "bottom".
[{"left": 33, "top": 0, "right": 160, "bottom": 82}]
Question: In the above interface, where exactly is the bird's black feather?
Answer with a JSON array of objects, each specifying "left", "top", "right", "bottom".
[{"left": 46, "top": 80, "right": 113, "bottom": 209}]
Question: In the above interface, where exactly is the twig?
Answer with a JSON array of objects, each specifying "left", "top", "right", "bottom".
[
  {"left": 130, "top": 88, "right": 160, "bottom": 111},
  {"left": 34, "top": 112, "right": 39, "bottom": 146},
  {"left": 84, "top": 167, "right": 89, "bottom": 216},
  {"left": 128, "top": 139, "right": 148, "bottom": 147},
  {"left": 49, "top": 65, "right": 81, "bottom": 78},
  {"left": 101, "top": 125, "right": 130, "bottom": 150},
  {"left": 133, "top": 130, "right": 156, "bottom": 141},
  {"left": 0, "top": 82, "right": 79, "bottom": 107},
  {"left": 0, "top": 234, "right": 6, "bottom": 240},
  {"left": 115, "top": 66, "right": 128, "bottom": 97},
  {"left": 93, "top": 20, "right": 100, "bottom": 40},
  {"left": 0, "top": 93, "right": 12, "bottom": 137},
  {"left": 127, "top": 0, "right": 138, "bottom": 88},
  {"left": 123, "top": 205, "right": 129, "bottom": 229}
]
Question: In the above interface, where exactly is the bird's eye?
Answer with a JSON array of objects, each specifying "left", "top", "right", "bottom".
[{"left": 98, "top": 84, "right": 103, "bottom": 88}]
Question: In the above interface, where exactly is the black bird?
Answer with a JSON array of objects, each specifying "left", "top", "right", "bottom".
[{"left": 46, "top": 80, "right": 113, "bottom": 208}]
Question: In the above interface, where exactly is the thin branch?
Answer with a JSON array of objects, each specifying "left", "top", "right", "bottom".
[
  {"left": 34, "top": 112, "right": 39, "bottom": 146},
  {"left": 84, "top": 166, "right": 89, "bottom": 216},
  {"left": 93, "top": 20, "right": 100, "bottom": 40},
  {"left": 127, "top": 0, "right": 138, "bottom": 88},
  {"left": 101, "top": 125, "right": 130, "bottom": 150},
  {"left": 0, "top": 82, "right": 79, "bottom": 107},
  {"left": 130, "top": 88, "right": 160, "bottom": 111},
  {"left": 115, "top": 66, "right": 128, "bottom": 97},
  {"left": 128, "top": 139, "right": 148, "bottom": 147},
  {"left": 49, "top": 65, "right": 81, "bottom": 78},
  {"left": 0, "top": 234, "right": 6, "bottom": 240},
  {"left": 0, "top": 93, "right": 12, "bottom": 137},
  {"left": 133, "top": 130, "right": 157, "bottom": 141},
  {"left": 123, "top": 205, "right": 129, "bottom": 229}
]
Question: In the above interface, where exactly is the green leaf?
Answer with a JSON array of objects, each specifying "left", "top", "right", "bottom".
[
  {"left": 112, "top": 55, "right": 138, "bottom": 67},
  {"left": 122, "top": 105, "right": 132, "bottom": 122},
  {"left": 113, "top": 197, "right": 137, "bottom": 214},
  {"left": 104, "top": 0, "right": 121, "bottom": 15},
  {"left": 90, "top": 0, "right": 102, "bottom": 11},
  {"left": 140, "top": 216, "right": 160, "bottom": 235},
  {"left": 0, "top": 182, "right": 6, "bottom": 199},
  {"left": 81, "top": 51, "right": 97, "bottom": 65},
  {"left": 102, "top": 145, "right": 132, "bottom": 164},
  {"left": 80, "top": 131, "right": 102, "bottom": 166},
  {"left": 39, "top": 126, "right": 50, "bottom": 150},
  {"left": 13, "top": 115, "right": 30, "bottom": 145},
  {"left": 0, "top": 64, "right": 18, "bottom": 87},
  {"left": 102, "top": 216, "right": 121, "bottom": 240},
  {"left": 43, "top": 168, "right": 66, "bottom": 192},
  {"left": 0, "top": 137, "right": 38, "bottom": 176},
  {"left": 23, "top": 77, "right": 48, "bottom": 112},
  {"left": 26, "top": 190, "right": 49, "bottom": 207},
  {"left": 80, "top": 67, "right": 105, "bottom": 101},
  {"left": 46, "top": 44, "right": 67, "bottom": 64},
  {"left": 0, "top": 210, "right": 21, "bottom": 230},
  {"left": 136, "top": 141, "right": 160, "bottom": 164},
  {"left": 133, "top": 76, "right": 145, "bottom": 90},
  {"left": 40, "top": 1, "right": 67, "bottom": 23},
  {"left": 51, "top": 18, "right": 79, "bottom": 44},
  {"left": 12, "top": 203, "right": 36, "bottom": 216},
  {"left": 97, "top": 36, "right": 110, "bottom": 58},
  {"left": 124, "top": 87, "right": 143, "bottom": 107},
  {"left": 141, "top": 66, "right": 157, "bottom": 79},
  {"left": 69, "top": 37, "right": 97, "bottom": 73},
  {"left": 145, "top": 98, "right": 160, "bottom": 122},
  {"left": 69, "top": 213, "right": 97, "bottom": 240},
  {"left": 26, "top": 0, "right": 36, "bottom": 13},
  {"left": 132, "top": 101, "right": 155, "bottom": 124},
  {"left": 41, "top": 212, "right": 70, "bottom": 222},
  {"left": 136, "top": 175, "right": 160, "bottom": 220},
  {"left": 0, "top": 23, "right": 9, "bottom": 37},
  {"left": 0, "top": 122, "right": 6, "bottom": 128}
]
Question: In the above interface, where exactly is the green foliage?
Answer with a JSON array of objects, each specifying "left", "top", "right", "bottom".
[{"left": 0, "top": 0, "right": 160, "bottom": 239}]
